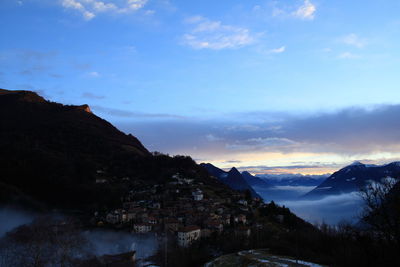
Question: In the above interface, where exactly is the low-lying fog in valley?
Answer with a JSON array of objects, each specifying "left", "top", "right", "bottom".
[
  {"left": 256, "top": 183, "right": 364, "bottom": 225},
  {"left": 0, "top": 207, "right": 158, "bottom": 265},
  {"left": 0, "top": 207, "right": 35, "bottom": 238}
]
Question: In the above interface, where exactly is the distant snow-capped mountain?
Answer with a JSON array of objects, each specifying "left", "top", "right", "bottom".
[
  {"left": 256, "top": 174, "right": 327, "bottom": 187},
  {"left": 303, "top": 161, "right": 400, "bottom": 199}
]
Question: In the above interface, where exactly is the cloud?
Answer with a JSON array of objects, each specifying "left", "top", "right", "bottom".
[
  {"left": 116, "top": 104, "right": 400, "bottom": 166},
  {"left": 341, "top": 33, "right": 366, "bottom": 48},
  {"left": 268, "top": 46, "right": 286, "bottom": 54},
  {"left": 338, "top": 52, "right": 360, "bottom": 59},
  {"left": 292, "top": 0, "right": 316, "bottom": 20},
  {"left": 205, "top": 134, "right": 223, "bottom": 142},
  {"left": 0, "top": 49, "right": 57, "bottom": 77},
  {"left": 61, "top": 0, "right": 148, "bottom": 20},
  {"left": 182, "top": 16, "right": 258, "bottom": 50},
  {"left": 226, "top": 137, "right": 298, "bottom": 152},
  {"left": 92, "top": 105, "right": 186, "bottom": 119},
  {"left": 82, "top": 92, "right": 105, "bottom": 99},
  {"left": 279, "top": 192, "right": 363, "bottom": 224},
  {"left": 87, "top": 71, "right": 100, "bottom": 77},
  {"left": 273, "top": 0, "right": 316, "bottom": 21}
]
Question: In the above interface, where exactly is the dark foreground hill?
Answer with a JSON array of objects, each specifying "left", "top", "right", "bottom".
[{"left": 0, "top": 89, "right": 228, "bottom": 210}]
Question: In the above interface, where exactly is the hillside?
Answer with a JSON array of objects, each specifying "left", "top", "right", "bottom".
[{"left": 0, "top": 89, "right": 229, "bottom": 210}]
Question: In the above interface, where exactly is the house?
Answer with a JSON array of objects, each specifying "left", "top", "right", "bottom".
[
  {"left": 133, "top": 223, "right": 152, "bottom": 233},
  {"left": 238, "top": 199, "right": 248, "bottom": 206},
  {"left": 164, "top": 218, "right": 180, "bottom": 232},
  {"left": 183, "top": 178, "right": 194, "bottom": 184},
  {"left": 192, "top": 189, "right": 204, "bottom": 201},
  {"left": 222, "top": 214, "right": 231, "bottom": 225},
  {"left": 205, "top": 220, "right": 223, "bottom": 232},
  {"left": 177, "top": 225, "right": 201, "bottom": 247},
  {"left": 96, "top": 178, "right": 107, "bottom": 184},
  {"left": 235, "top": 214, "right": 247, "bottom": 224},
  {"left": 147, "top": 216, "right": 158, "bottom": 225}
]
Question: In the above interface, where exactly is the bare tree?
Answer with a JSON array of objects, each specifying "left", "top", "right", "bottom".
[
  {"left": 360, "top": 178, "right": 400, "bottom": 246},
  {"left": 0, "top": 217, "right": 91, "bottom": 267}
]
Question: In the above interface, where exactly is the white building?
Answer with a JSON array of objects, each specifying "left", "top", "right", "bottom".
[
  {"left": 192, "top": 189, "right": 204, "bottom": 201},
  {"left": 237, "top": 199, "right": 248, "bottom": 206},
  {"left": 177, "top": 226, "right": 201, "bottom": 247}
]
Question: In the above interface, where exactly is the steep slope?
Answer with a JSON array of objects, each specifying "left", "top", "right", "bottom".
[
  {"left": 241, "top": 171, "right": 271, "bottom": 188},
  {"left": 200, "top": 163, "right": 260, "bottom": 198},
  {"left": 304, "top": 161, "right": 400, "bottom": 199},
  {"left": 0, "top": 89, "right": 149, "bottom": 157},
  {"left": 0, "top": 89, "right": 230, "bottom": 210}
]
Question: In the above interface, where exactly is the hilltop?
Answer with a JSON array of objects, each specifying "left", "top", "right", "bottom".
[{"left": 0, "top": 89, "right": 229, "bottom": 210}]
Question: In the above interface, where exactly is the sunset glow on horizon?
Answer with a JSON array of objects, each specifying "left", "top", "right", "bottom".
[{"left": 3, "top": 0, "right": 400, "bottom": 175}]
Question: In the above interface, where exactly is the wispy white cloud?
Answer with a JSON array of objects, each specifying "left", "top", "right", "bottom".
[
  {"left": 61, "top": 0, "right": 148, "bottom": 20},
  {"left": 338, "top": 52, "right": 360, "bottom": 59},
  {"left": 87, "top": 71, "right": 100, "bottom": 77},
  {"left": 292, "top": 0, "right": 316, "bottom": 20},
  {"left": 269, "top": 46, "right": 286, "bottom": 54},
  {"left": 206, "top": 134, "right": 223, "bottom": 142},
  {"left": 82, "top": 92, "right": 105, "bottom": 99},
  {"left": 341, "top": 33, "right": 367, "bottom": 48},
  {"left": 226, "top": 137, "right": 299, "bottom": 151},
  {"left": 273, "top": 0, "right": 316, "bottom": 21},
  {"left": 182, "top": 16, "right": 258, "bottom": 50}
]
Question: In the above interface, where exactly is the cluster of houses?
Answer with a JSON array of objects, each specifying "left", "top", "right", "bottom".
[{"left": 94, "top": 173, "right": 265, "bottom": 247}]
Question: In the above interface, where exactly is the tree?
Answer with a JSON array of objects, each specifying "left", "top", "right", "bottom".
[
  {"left": 360, "top": 178, "right": 400, "bottom": 246},
  {"left": 0, "top": 217, "right": 91, "bottom": 267}
]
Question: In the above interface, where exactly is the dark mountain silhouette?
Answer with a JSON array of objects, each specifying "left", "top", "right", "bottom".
[
  {"left": 304, "top": 161, "right": 400, "bottom": 199},
  {"left": 241, "top": 171, "right": 271, "bottom": 188},
  {"left": 0, "top": 89, "right": 230, "bottom": 210},
  {"left": 200, "top": 163, "right": 260, "bottom": 198}
]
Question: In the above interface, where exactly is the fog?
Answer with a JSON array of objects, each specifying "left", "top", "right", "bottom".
[
  {"left": 84, "top": 230, "right": 158, "bottom": 260},
  {"left": 256, "top": 186, "right": 316, "bottom": 202},
  {"left": 0, "top": 208, "right": 159, "bottom": 265},
  {"left": 0, "top": 207, "right": 35, "bottom": 238},
  {"left": 257, "top": 188, "right": 364, "bottom": 225},
  {"left": 280, "top": 192, "right": 364, "bottom": 224}
]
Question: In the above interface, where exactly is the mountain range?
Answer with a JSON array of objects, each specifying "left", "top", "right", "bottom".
[
  {"left": 304, "top": 161, "right": 400, "bottom": 199},
  {"left": 255, "top": 174, "right": 327, "bottom": 187},
  {"left": 200, "top": 163, "right": 264, "bottom": 198}
]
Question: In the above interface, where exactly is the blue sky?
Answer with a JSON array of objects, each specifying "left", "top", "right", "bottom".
[{"left": 2, "top": 0, "right": 400, "bottom": 174}]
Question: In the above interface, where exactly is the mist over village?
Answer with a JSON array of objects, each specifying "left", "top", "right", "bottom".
[{"left": 1, "top": 1, "right": 400, "bottom": 267}]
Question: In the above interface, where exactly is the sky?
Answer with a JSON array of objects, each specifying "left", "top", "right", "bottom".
[{"left": 2, "top": 0, "right": 400, "bottom": 174}]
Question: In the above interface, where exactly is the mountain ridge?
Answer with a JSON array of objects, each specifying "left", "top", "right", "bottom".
[
  {"left": 200, "top": 163, "right": 261, "bottom": 198},
  {"left": 0, "top": 89, "right": 235, "bottom": 210},
  {"left": 303, "top": 161, "right": 400, "bottom": 199}
]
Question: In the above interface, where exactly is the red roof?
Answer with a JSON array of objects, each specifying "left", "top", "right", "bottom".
[{"left": 179, "top": 225, "right": 201, "bottom": 232}]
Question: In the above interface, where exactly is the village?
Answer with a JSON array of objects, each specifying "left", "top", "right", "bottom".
[{"left": 92, "top": 173, "right": 270, "bottom": 247}]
